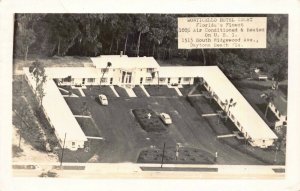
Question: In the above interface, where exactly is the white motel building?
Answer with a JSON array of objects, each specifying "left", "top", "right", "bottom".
[{"left": 24, "top": 54, "right": 278, "bottom": 150}]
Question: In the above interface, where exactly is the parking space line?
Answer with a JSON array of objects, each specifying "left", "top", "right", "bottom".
[
  {"left": 174, "top": 87, "right": 183, "bottom": 96},
  {"left": 74, "top": 115, "right": 91, "bottom": 118},
  {"left": 139, "top": 85, "right": 150, "bottom": 97},
  {"left": 125, "top": 88, "right": 137, "bottom": 97},
  {"left": 109, "top": 85, "right": 120, "bottom": 97},
  {"left": 201, "top": 113, "right": 218, "bottom": 117},
  {"left": 78, "top": 88, "right": 86, "bottom": 97},
  {"left": 86, "top": 136, "right": 105, "bottom": 140},
  {"left": 217, "top": 134, "right": 236, "bottom": 138}
]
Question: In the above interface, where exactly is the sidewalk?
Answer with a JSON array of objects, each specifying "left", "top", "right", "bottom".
[{"left": 13, "top": 162, "right": 285, "bottom": 179}]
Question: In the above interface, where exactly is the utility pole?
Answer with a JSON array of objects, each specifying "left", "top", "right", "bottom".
[
  {"left": 274, "top": 146, "right": 279, "bottom": 164},
  {"left": 60, "top": 133, "right": 67, "bottom": 169},
  {"left": 161, "top": 142, "right": 166, "bottom": 168}
]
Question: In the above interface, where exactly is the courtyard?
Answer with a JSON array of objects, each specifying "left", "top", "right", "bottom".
[
  {"left": 12, "top": 74, "right": 285, "bottom": 165},
  {"left": 60, "top": 84, "right": 269, "bottom": 165}
]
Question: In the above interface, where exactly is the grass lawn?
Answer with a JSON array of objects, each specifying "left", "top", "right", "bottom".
[
  {"left": 138, "top": 146, "right": 215, "bottom": 164},
  {"left": 132, "top": 109, "right": 167, "bottom": 132},
  {"left": 144, "top": 85, "right": 178, "bottom": 96},
  {"left": 256, "top": 103, "right": 279, "bottom": 126},
  {"left": 13, "top": 56, "right": 93, "bottom": 71},
  {"left": 12, "top": 75, "right": 60, "bottom": 154},
  {"left": 57, "top": 139, "right": 103, "bottom": 163}
]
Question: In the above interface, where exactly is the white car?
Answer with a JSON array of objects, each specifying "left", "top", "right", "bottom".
[
  {"left": 160, "top": 113, "right": 172, "bottom": 125},
  {"left": 98, "top": 94, "right": 108, "bottom": 105}
]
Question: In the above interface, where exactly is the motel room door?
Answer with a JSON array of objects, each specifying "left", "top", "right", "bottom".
[{"left": 121, "top": 71, "right": 132, "bottom": 84}]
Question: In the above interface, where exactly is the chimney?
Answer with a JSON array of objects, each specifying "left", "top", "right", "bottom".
[{"left": 120, "top": 51, "right": 123, "bottom": 57}]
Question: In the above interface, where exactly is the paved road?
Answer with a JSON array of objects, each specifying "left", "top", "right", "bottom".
[
  {"left": 13, "top": 163, "right": 284, "bottom": 179},
  {"left": 79, "top": 94, "right": 264, "bottom": 165}
]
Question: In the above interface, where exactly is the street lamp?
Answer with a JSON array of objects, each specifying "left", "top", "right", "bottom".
[{"left": 274, "top": 146, "right": 279, "bottom": 164}]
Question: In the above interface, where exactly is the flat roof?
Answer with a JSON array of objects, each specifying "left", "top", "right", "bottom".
[
  {"left": 202, "top": 67, "right": 278, "bottom": 140},
  {"left": 90, "top": 55, "right": 160, "bottom": 69},
  {"left": 160, "top": 66, "right": 277, "bottom": 140},
  {"left": 24, "top": 68, "right": 87, "bottom": 142},
  {"left": 45, "top": 67, "right": 101, "bottom": 79}
]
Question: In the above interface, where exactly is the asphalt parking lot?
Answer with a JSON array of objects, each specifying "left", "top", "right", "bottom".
[{"left": 64, "top": 85, "right": 264, "bottom": 164}]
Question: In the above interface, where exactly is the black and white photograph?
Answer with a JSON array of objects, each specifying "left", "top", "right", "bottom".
[
  {"left": 11, "top": 13, "right": 288, "bottom": 178},
  {"left": 0, "top": 1, "right": 300, "bottom": 191}
]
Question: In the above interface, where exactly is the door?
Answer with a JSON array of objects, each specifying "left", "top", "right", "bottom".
[
  {"left": 82, "top": 78, "right": 85, "bottom": 85},
  {"left": 167, "top": 78, "right": 171, "bottom": 84},
  {"left": 178, "top": 77, "right": 181, "bottom": 84},
  {"left": 140, "top": 77, "right": 143, "bottom": 84},
  {"left": 110, "top": 77, "right": 113, "bottom": 85},
  {"left": 125, "top": 72, "right": 132, "bottom": 83},
  {"left": 121, "top": 71, "right": 126, "bottom": 83}
]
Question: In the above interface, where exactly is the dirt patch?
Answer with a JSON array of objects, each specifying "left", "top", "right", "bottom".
[{"left": 12, "top": 75, "right": 60, "bottom": 162}]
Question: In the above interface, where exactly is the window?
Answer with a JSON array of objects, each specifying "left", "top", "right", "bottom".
[
  {"left": 72, "top": 142, "right": 75, "bottom": 146},
  {"left": 184, "top": 77, "right": 190, "bottom": 82},
  {"left": 231, "top": 114, "right": 235, "bottom": 120},
  {"left": 87, "top": 78, "right": 95, "bottom": 83},
  {"left": 101, "top": 68, "right": 109, "bottom": 73},
  {"left": 147, "top": 68, "right": 154, "bottom": 73},
  {"left": 146, "top": 77, "right": 152, "bottom": 82},
  {"left": 63, "top": 76, "right": 72, "bottom": 82},
  {"left": 237, "top": 121, "right": 240, "bottom": 127},
  {"left": 213, "top": 94, "right": 219, "bottom": 100},
  {"left": 159, "top": 78, "right": 166, "bottom": 82},
  {"left": 101, "top": 78, "right": 107, "bottom": 83}
]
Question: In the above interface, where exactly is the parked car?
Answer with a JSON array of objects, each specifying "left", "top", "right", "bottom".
[
  {"left": 98, "top": 94, "right": 108, "bottom": 105},
  {"left": 160, "top": 113, "right": 172, "bottom": 125}
]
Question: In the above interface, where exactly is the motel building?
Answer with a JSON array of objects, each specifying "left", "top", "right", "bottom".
[
  {"left": 267, "top": 91, "right": 287, "bottom": 132},
  {"left": 24, "top": 54, "right": 278, "bottom": 150}
]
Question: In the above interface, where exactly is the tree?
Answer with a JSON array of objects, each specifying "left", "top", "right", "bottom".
[
  {"left": 99, "top": 62, "right": 112, "bottom": 88},
  {"left": 15, "top": 14, "right": 38, "bottom": 61},
  {"left": 221, "top": 98, "right": 237, "bottom": 122},
  {"left": 134, "top": 15, "right": 150, "bottom": 56},
  {"left": 261, "top": 90, "right": 275, "bottom": 117},
  {"left": 29, "top": 60, "right": 47, "bottom": 107}
]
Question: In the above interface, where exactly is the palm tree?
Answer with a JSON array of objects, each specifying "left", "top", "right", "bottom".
[
  {"left": 261, "top": 91, "right": 275, "bottom": 117},
  {"left": 221, "top": 98, "right": 237, "bottom": 122},
  {"left": 99, "top": 62, "right": 112, "bottom": 88}
]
